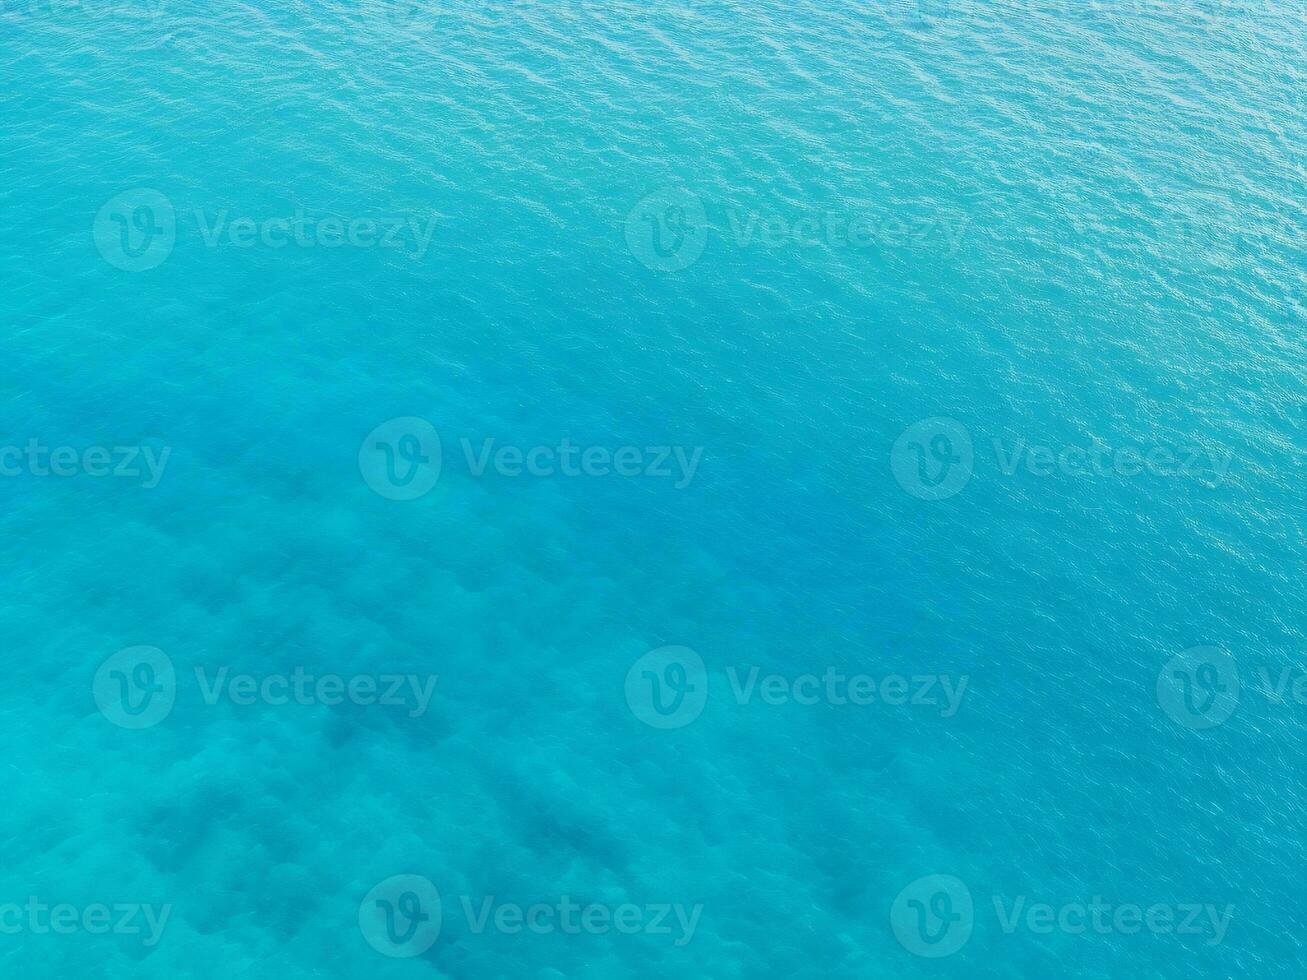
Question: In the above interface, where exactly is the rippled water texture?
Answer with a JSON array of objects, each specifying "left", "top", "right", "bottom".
[{"left": 1, "top": 1, "right": 1303, "bottom": 977}]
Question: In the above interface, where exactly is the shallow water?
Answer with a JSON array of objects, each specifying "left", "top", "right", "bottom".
[{"left": 1, "top": 1, "right": 1303, "bottom": 977}]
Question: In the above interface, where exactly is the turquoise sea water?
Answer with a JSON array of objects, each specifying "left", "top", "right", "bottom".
[{"left": 2, "top": 1, "right": 1304, "bottom": 976}]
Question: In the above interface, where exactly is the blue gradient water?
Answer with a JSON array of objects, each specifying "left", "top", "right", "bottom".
[{"left": 1, "top": 1, "right": 1303, "bottom": 976}]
